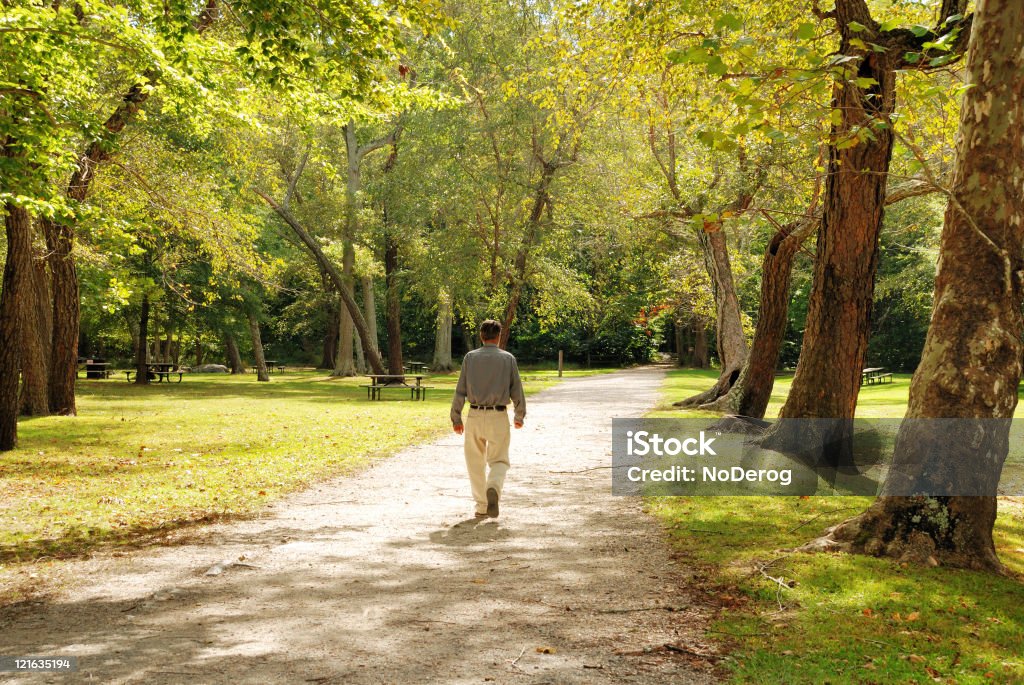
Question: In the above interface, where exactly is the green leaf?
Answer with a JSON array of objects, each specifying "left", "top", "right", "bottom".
[
  {"left": 879, "top": 18, "right": 902, "bottom": 31},
  {"left": 854, "top": 76, "right": 878, "bottom": 89},
  {"left": 706, "top": 55, "right": 728, "bottom": 76},
  {"left": 847, "top": 21, "right": 867, "bottom": 33},
  {"left": 796, "top": 22, "right": 816, "bottom": 40},
  {"left": 714, "top": 13, "right": 743, "bottom": 32},
  {"left": 910, "top": 24, "right": 931, "bottom": 37}
]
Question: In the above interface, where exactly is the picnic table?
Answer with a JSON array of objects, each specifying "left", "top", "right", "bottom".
[
  {"left": 251, "top": 360, "right": 283, "bottom": 374},
  {"left": 404, "top": 361, "right": 428, "bottom": 373},
  {"left": 80, "top": 360, "right": 112, "bottom": 379},
  {"left": 125, "top": 363, "right": 184, "bottom": 383},
  {"left": 861, "top": 367, "right": 892, "bottom": 385},
  {"left": 362, "top": 374, "right": 432, "bottom": 401}
]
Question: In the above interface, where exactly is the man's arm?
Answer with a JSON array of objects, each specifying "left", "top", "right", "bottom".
[
  {"left": 510, "top": 357, "right": 526, "bottom": 427},
  {"left": 451, "top": 359, "right": 468, "bottom": 430}
]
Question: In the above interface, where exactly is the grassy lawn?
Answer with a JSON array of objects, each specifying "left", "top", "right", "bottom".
[
  {"left": 649, "top": 369, "right": 1024, "bottom": 684},
  {"left": 0, "top": 366, "right": 607, "bottom": 603}
]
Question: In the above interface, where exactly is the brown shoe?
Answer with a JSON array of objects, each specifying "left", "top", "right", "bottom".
[
  {"left": 486, "top": 488, "right": 499, "bottom": 518},
  {"left": 474, "top": 511, "right": 488, "bottom": 518}
]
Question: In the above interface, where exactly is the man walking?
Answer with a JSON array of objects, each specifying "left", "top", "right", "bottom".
[{"left": 451, "top": 320, "right": 526, "bottom": 518}]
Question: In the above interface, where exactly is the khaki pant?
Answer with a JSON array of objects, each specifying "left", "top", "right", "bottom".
[{"left": 464, "top": 408, "right": 511, "bottom": 514}]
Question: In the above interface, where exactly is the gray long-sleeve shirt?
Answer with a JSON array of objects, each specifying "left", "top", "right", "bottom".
[{"left": 450, "top": 343, "right": 526, "bottom": 426}]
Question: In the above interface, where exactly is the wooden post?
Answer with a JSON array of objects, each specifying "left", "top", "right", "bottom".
[{"left": 558, "top": 350, "right": 563, "bottom": 378}]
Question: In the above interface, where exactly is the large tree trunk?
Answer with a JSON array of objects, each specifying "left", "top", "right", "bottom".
[
  {"left": 0, "top": 203, "right": 34, "bottom": 449},
  {"left": 19, "top": 243, "right": 52, "bottom": 417},
  {"left": 432, "top": 290, "right": 454, "bottom": 372},
  {"left": 224, "top": 332, "right": 244, "bottom": 374},
  {"left": 674, "top": 227, "right": 749, "bottom": 406},
  {"left": 384, "top": 228, "right": 405, "bottom": 375},
  {"left": 248, "top": 312, "right": 270, "bottom": 382},
  {"left": 805, "top": 0, "right": 1024, "bottom": 572},
  {"left": 134, "top": 294, "right": 150, "bottom": 385},
  {"left": 702, "top": 218, "right": 815, "bottom": 417},
  {"left": 758, "top": 3, "right": 898, "bottom": 456},
  {"left": 41, "top": 217, "right": 79, "bottom": 414}
]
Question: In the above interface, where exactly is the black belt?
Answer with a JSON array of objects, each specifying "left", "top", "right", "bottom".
[{"left": 470, "top": 404, "right": 506, "bottom": 410}]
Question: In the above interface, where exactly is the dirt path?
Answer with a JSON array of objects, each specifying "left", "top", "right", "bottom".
[{"left": 0, "top": 367, "right": 716, "bottom": 684}]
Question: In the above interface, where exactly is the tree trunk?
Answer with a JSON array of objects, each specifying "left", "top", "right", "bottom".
[
  {"left": 194, "top": 339, "right": 204, "bottom": 367},
  {"left": 321, "top": 293, "right": 340, "bottom": 369},
  {"left": 41, "top": 217, "right": 79, "bottom": 414},
  {"left": 674, "top": 227, "right": 749, "bottom": 406},
  {"left": 224, "top": 332, "right": 244, "bottom": 374},
  {"left": 693, "top": 320, "right": 709, "bottom": 369},
  {"left": 702, "top": 218, "right": 815, "bottom": 417},
  {"left": 335, "top": 243, "right": 357, "bottom": 377},
  {"left": 432, "top": 290, "right": 454, "bottom": 372},
  {"left": 248, "top": 312, "right": 270, "bottom": 382},
  {"left": 673, "top": 313, "right": 686, "bottom": 366},
  {"left": 805, "top": 0, "right": 1024, "bottom": 572},
  {"left": 362, "top": 275, "right": 379, "bottom": 356},
  {"left": 0, "top": 202, "right": 34, "bottom": 449},
  {"left": 135, "top": 294, "right": 150, "bottom": 385},
  {"left": 19, "top": 244, "right": 51, "bottom": 416},
  {"left": 759, "top": 3, "right": 899, "bottom": 455},
  {"left": 353, "top": 315, "right": 366, "bottom": 374},
  {"left": 384, "top": 229, "right": 405, "bottom": 375}
]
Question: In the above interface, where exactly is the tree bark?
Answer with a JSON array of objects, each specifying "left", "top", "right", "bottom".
[
  {"left": 0, "top": 202, "right": 34, "bottom": 449},
  {"left": 384, "top": 228, "right": 404, "bottom": 375},
  {"left": 224, "top": 331, "right": 244, "bottom": 374},
  {"left": 19, "top": 243, "right": 51, "bottom": 416},
  {"left": 432, "top": 290, "right": 454, "bottom": 372},
  {"left": 674, "top": 226, "right": 749, "bottom": 405},
  {"left": 805, "top": 0, "right": 1024, "bottom": 572},
  {"left": 758, "top": 1, "right": 899, "bottom": 456},
  {"left": 692, "top": 320, "right": 709, "bottom": 369},
  {"left": 320, "top": 292, "right": 340, "bottom": 370},
  {"left": 248, "top": 312, "right": 270, "bottom": 382},
  {"left": 134, "top": 294, "right": 150, "bottom": 385},
  {"left": 41, "top": 217, "right": 79, "bottom": 414}
]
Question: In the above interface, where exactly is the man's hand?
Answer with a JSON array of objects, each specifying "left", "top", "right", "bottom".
[
  {"left": 453, "top": 424, "right": 464, "bottom": 435},
  {"left": 514, "top": 420, "right": 524, "bottom": 429}
]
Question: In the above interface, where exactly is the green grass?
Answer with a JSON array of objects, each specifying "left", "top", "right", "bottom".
[
  {"left": 0, "top": 367, "right": 600, "bottom": 603},
  {"left": 648, "top": 369, "right": 1024, "bottom": 684}
]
